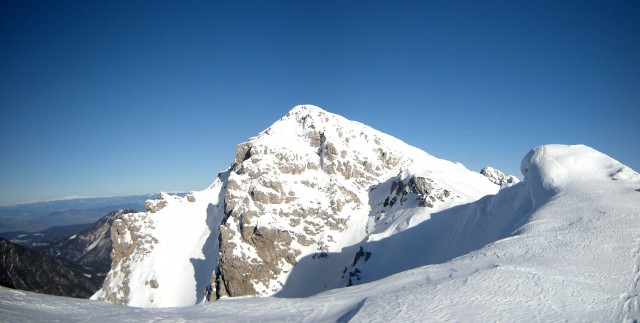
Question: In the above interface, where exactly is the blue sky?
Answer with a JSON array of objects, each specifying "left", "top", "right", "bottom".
[{"left": 1, "top": 1, "right": 639, "bottom": 205}]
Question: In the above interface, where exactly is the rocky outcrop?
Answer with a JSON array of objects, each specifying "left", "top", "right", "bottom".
[
  {"left": 216, "top": 225, "right": 298, "bottom": 297},
  {"left": 144, "top": 193, "right": 170, "bottom": 213},
  {"left": 95, "top": 211, "right": 157, "bottom": 305},
  {"left": 480, "top": 166, "right": 519, "bottom": 188},
  {"left": 365, "top": 171, "right": 460, "bottom": 236},
  {"left": 386, "top": 175, "right": 452, "bottom": 208}
]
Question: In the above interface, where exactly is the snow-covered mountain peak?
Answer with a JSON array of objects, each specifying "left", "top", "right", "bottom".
[
  {"left": 93, "top": 105, "right": 499, "bottom": 307},
  {"left": 255, "top": 104, "right": 341, "bottom": 139},
  {"left": 243, "top": 104, "right": 424, "bottom": 166},
  {"left": 279, "top": 104, "right": 347, "bottom": 129},
  {"left": 284, "top": 104, "right": 329, "bottom": 119}
]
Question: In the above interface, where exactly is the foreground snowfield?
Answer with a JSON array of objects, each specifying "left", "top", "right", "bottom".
[{"left": 1, "top": 144, "right": 639, "bottom": 322}]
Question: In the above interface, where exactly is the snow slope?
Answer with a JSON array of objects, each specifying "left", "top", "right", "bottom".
[
  {"left": 1, "top": 144, "right": 639, "bottom": 321},
  {"left": 91, "top": 189, "right": 225, "bottom": 307}
]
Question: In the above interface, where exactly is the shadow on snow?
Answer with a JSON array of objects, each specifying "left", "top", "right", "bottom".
[
  {"left": 277, "top": 182, "right": 534, "bottom": 298},
  {"left": 190, "top": 172, "right": 228, "bottom": 303}
]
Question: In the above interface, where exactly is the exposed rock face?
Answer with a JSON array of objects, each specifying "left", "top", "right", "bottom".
[
  {"left": 95, "top": 211, "right": 157, "bottom": 305},
  {"left": 480, "top": 166, "right": 520, "bottom": 188},
  {"left": 0, "top": 237, "right": 102, "bottom": 298}
]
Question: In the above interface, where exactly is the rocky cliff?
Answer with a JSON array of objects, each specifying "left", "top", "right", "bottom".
[{"left": 92, "top": 105, "right": 501, "bottom": 307}]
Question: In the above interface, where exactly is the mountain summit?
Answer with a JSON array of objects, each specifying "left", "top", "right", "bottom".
[{"left": 91, "top": 105, "right": 499, "bottom": 307}]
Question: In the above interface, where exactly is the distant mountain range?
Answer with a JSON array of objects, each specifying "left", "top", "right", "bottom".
[
  {"left": 0, "top": 209, "right": 137, "bottom": 299},
  {"left": 0, "top": 194, "right": 157, "bottom": 233},
  {"left": 32, "top": 209, "right": 134, "bottom": 274},
  {"left": 0, "top": 223, "right": 92, "bottom": 247},
  {"left": 0, "top": 237, "right": 102, "bottom": 298}
]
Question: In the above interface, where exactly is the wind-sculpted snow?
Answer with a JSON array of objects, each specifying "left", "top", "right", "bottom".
[{"left": 2, "top": 144, "right": 639, "bottom": 321}]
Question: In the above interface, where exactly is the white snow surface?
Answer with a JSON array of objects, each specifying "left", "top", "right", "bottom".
[{"left": 1, "top": 144, "right": 638, "bottom": 321}]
